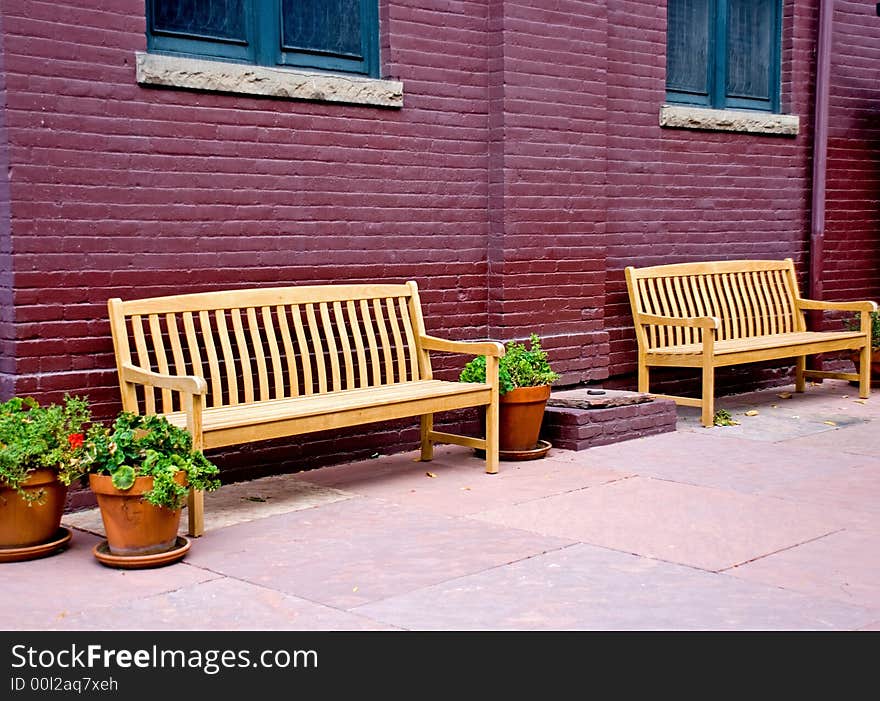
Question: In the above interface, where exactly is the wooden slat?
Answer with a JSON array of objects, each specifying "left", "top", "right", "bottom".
[
  {"left": 674, "top": 276, "right": 692, "bottom": 345},
  {"left": 215, "top": 310, "right": 239, "bottom": 406},
  {"left": 720, "top": 273, "right": 741, "bottom": 339},
  {"left": 199, "top": 311, "right": 223, "bottom": 408},
  {"left": 360, "top": 299, "right": 381, "bottom": 386},
  {"left": 291, "top": 304, "right": 313, "bottom": 395},
  {"left": 772, "top": 269, "right": 793, "bottom": 333},
  {"left": 182, "top": 312, "right": 204, "bottom": 392},
  {"left": 247, "top": 307, "right": 270, "bottom": 402},
  {"left": 398, "top": 296, "right": 420, "bottom": 382},
  {"left": 702, "top": 274, "right": 727, "bottom": 340},
  {"left": 118, "top": 283, "right": 415, "bottom": 316},
  {"left": 319, "top": 302, "right": 342, "bottom": 392},
  {"left": 305, "top": 303, "right": 327, "bottom": 394},
  {"left": 386, "top": 297, "right": 407, "bottom": 383},
  {"left": 761, "top": 270, "right": 779, "bottom": 335},
  {"left": 741, "top": 272, "right": 758, "bottom": 338},
  {"left": 373, "top": 297, "right": 394, "bottom": 384},
  {"left": 131, "top": 315, "right": 156, "bottom": 415},
  {"left": 751, "top": 271, "right": 771, "bottom": 336},
  {"left": 231, "top": 309, "right": 254, "bottom": 404},
  {"left": 276, "top": 305, "right": 298, "bottom": 398},
  {"left": 638, "top": 278, "right": 658, "bottom": 349},
  {"left": 262, "top": 307, "right": 285, "bottom": 400},
  {"left": 333, "top": 301, "right": 355, "bottom": 390},
  {"left": 166, "top": 313, "right": 187, "bottom": 378},
  {"left": 149, "top": 313, "right": 174, "bottom": 412},
  {"left": 347, "top": 300, "right": 368, "bottom": 388},
  {"left": 653, "top": 276, "right": 674, "bottom": 348},
  {"left": 627, "top": 259, "right": 792, "bottom": 280}
]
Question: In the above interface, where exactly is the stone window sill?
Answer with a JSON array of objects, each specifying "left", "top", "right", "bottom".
[
  {"left": 659, "top": 105, "right": 799, "bottom": 136},
  {"left": 135, "top": 52, "right": 404, "bottom": 108}
]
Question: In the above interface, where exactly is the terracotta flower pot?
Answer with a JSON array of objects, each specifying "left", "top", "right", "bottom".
[
  {"left": 89, "top": 472, "right": 187, "bottom": 557},
  {"left": 498, "top": 384, "right": 552, "bottom": 452},
  {"left": 849, "top": 348, "right": 880, "bottom": 386},
  {"left": 0, "top": 469, "right": 68, "bottom": 549}
]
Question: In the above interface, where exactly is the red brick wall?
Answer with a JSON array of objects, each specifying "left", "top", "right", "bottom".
[
  {"left": 486, "top": 1, "right": 609, "bottom": 384},
  {"left": 823, "top": 1, "right": 880, "bottom": 305}
]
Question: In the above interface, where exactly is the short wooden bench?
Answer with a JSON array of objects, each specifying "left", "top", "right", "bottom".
[
  {"left": 107, "top": 282, "right": 504, "bottom": 536},
  {"left": 625, "top": 258, "right": 877, "bottom": 427}
]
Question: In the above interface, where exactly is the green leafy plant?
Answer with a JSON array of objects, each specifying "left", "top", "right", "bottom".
[
  {"left": 713, "top": 409, "right": 739, "bottom": 427},
  {"left": 843, "top": 310, "right": 880, "bottom": 350},
  {"left": 459, "top": 333, "right": 559, "bottom": 395},
  {"left": 83, "top": 412, "right": 220, "bottom": 510},
  {"left": 0, "top": 394, "right": 91, "bottom": 502}
]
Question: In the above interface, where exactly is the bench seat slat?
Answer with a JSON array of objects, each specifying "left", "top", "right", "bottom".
[
  {"left": 161, "top": 380, "right": 492, "bottom": 436},
  {"left": 649, "top": 331, "right": 865, "bottom": 356}
]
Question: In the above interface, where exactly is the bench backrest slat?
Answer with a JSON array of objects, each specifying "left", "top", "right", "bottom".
[
  {"left": 109, "top": 283, "right": 429, "bottom": 414},
  {"left": 625, "top": 259, "right": 804, "bottom": 350}
]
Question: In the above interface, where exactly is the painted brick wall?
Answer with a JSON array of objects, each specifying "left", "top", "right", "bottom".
[
  {"left": 487, "top": 1, "right": 609, "bottom": 384},
  {"left": 823, "top": 1, "right": 880, "bottom": 306}
]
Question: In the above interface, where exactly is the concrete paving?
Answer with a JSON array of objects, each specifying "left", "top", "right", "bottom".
[{"left": 4, "top": 379, "right": 878, "bottom": 631}]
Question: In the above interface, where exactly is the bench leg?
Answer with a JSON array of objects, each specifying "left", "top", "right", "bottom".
[
  {"left": 637, "top": 358, "right": 649, "bottom": 394},
  {"left": 485, "top": 401, "right": 499, "bottom": 475},
  {"left": 701, "top": 363, "right": 715, "bottom": 428},
  {"left": 795, "top": 355, "right": 806, "bottom": 393},
  {"left": 187, "top": 488, "right": 205, "bottom": 537},
  {"left": 419, "top": 413, "right": 434, "bottom": 461},
  {"left": 859, "top": 345, "right": 871, "bottom": 399}
]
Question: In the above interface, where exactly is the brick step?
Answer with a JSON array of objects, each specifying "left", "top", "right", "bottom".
[{"left": 539, "top": 388, "right": 677, "bottom": 451}]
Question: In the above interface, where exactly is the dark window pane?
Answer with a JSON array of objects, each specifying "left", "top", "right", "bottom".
[
  {"left": 726, "top": 0, "right": 772, "bottom": 100},
  {"left": 281, "top": 0, "right": 362, "bottom": 58},
  {"left": 666, "top": 0, "right": 710, "bottom": 95},
  {"left": 152, "top": 0, "right": 246, "bottom": 42}
]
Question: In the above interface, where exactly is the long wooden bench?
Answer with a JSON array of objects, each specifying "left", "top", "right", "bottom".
[
  {"left": 107, "top": 282, "right": 504, "bottom": 536},
  {"left": 624, "top": 258, "right": 877, "bottom": 427}
]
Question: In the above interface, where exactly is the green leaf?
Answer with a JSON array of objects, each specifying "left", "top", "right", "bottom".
[{"left": 111, "top": 465, "right": 136, "bottom": 491}]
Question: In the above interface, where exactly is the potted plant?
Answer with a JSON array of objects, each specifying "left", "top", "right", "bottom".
[
  {"left": 0, "top": 394, "right": 90, "bottom": 558},
  {"left": 460, "top": 333, "right": 559, "bottom": 456},
  {"left": 844, "top": 310, "right": 880, "bottom": 384},
  {"left": 82, "top": 412, "right": 220, "bottom": 565}
]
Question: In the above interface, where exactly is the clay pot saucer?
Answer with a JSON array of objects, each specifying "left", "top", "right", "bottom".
[
  {"left": 0, "top": 527, "right": 72, "bottom": 563},
  {"left": 499, "top": 439, "right": 552, "bottom": 461},
  {"left": 93, "top": 536, "right": 191, "bottom": 570}
]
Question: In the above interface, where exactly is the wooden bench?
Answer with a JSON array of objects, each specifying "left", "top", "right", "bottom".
[
  {"left": 107, "top": 282, "right": 504, "bottom": 536},
  {"left": 624, "top": 258, "right": 877, "bottom": 427}
]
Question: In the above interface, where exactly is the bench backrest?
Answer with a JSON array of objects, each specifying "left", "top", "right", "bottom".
[
  {"left": 108, "top": 282, "right": 432, "bottom": 415},
  {"left": 625, "top": 259, "right": 805, "bottom": 350}
]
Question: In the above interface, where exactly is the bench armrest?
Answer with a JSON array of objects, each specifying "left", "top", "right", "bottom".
[
  {"left": 121, "top": 363, "right": 208, "bottom": 396},
  {"left": 796, "top": 299, "right": 878, "bottom": 313},
  {"left": 638, "top": 314, "right": 721, "bottom": 331},
  {"left": 419, "top": 335, "right": 505, "bottom": 357}
]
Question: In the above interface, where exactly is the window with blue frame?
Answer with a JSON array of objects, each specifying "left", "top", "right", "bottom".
[
  {"left": 146, "top": 0, "right": 379, "bottom": 78},
  {"left": 666, "top": 0, "right": 782, "bottom": 112}
]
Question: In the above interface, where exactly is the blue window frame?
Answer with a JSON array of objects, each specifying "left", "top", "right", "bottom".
[
  {"left": 147, "top": 0, "right": 380, "bottom": 78},
  {"left": 666, "top": 0, "right": 782, "bottom": 112}
]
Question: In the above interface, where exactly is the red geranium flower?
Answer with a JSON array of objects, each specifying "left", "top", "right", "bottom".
[{"left": 68, "top": 433, "right": 84, "bottom": 450}]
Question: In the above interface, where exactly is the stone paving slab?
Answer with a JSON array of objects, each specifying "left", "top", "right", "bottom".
[
  {"left": 472, "top": 475, "right": 850, "bottom": 572},
  {"left": 353, "top": 543, "right": 874, "bottom": 631},
  {"left": 183, "top": 496, "right": 574, "bottom": 609},
  {"left": 1, "top": 530, "right": 220, "bottom": 630},
  {"left": 50, "top": 576, "right": 397, "bottom": 632},
  {"left": 291, "top": 445, "right": 633, "bottom": 517},
  {"left": 63, "top": 472, "right": 353, "bottom": 537},
  {"left": 778, "top": 421, "right": 880, "bottom": 458},
  {"left": 728, "top": 528, "right": 880, "bottom": 613}
]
